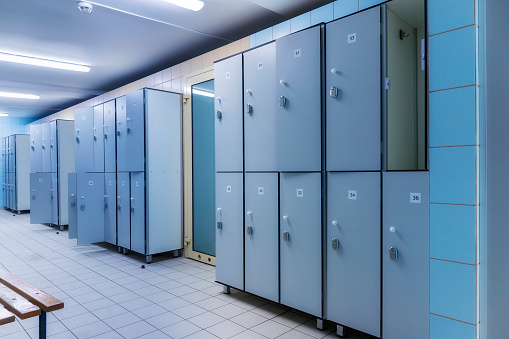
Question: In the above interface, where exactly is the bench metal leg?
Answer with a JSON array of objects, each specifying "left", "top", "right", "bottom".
[{"left": 39, "top": 310, "right": 46, "bottom": 339}]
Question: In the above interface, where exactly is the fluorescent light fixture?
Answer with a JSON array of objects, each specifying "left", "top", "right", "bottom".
[
  {"left": 162, "top": 0, "right": 204, "bottom": 11},
  {"left": 0, "top": 113, "right": 8, "bottom": 117},
  {"left": 192, "top": 88, "right": 214, "bottom": 97},
  {"left": 0, "top": 91, "right": 40, "bottom": 100},
  {"left": 0, "top": 52, "right": 90, "bottom": 72}
]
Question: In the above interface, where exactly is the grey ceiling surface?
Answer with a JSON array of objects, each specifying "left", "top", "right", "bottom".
[{"left": 0, "top": 0, "right": 334, "bottom": 119}]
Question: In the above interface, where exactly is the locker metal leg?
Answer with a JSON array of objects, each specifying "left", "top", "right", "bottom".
[
  {"left": 223, "top": 286, "right": 230, "bottom": 294},
  {"left": 172, "top": 250, "right": 180, "bottom": 257},
  {"left": 336, "top": 325, "right": 345, "bottom": 337},
  {"left": 146, "top": 255, "right": 152, "bottom": 264},
  {"left": 122, "top": 248, "right": 129, "bottom": 254},
  {"left": 17, "top": 210, "right": 20, "bottom": 215},
  {"left": 316, "top": 319, "right": 324, "bottom": 330},
  {"left": 59, "top": 225, "right": 64, "bottom": 231},
  {"left": 118, "top": 247, "right": 122, "bottom": 253}
]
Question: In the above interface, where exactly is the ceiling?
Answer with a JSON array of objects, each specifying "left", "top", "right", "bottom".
[{"left": 0, "top": 0, "right": 334, "bottom": 119}]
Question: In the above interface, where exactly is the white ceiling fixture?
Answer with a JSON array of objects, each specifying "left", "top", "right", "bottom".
[
  {"left": 0, "top": 92, "right": 40, "bottom": 100},
  {"left": 0, "top": 52, "right": 90, "bottom": 72},
  {"left": 161, "top": 0, "right": 204, "bottom": 11},
  {"left": 0, "top": 113, "right": 8, "bottom": 117}
]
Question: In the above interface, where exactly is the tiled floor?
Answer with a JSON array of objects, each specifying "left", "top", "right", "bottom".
[{"left": 0, "top": 209, "right": 365, "bottom": 339}]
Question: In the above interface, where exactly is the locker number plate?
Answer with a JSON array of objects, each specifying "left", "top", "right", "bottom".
[
  {"left": 258, "top": 187, "right": 264, "bottom": 195},
  {"left": 294, "top": 49, "right": 301, "bottom": 58},
  {"left": 225, "top": 72, "right": 231, "bottom": 79},
  {"left": 348, "top": 190, "right": 357, "bottom": 200},
  {"left": 410, "top": 193, "right": 421, "bottom": 203},
  {"left": 226, "top": 186, "right": 232, "bottom": 193},
  {"left": 257, "top": 62, "right": 263, "bottom": 70},
  {"left": 296, "top": 189, "right": 304, "bottom": 198},
  {"left": 348, "top": 33, "right": 357, "bottom": 44}
]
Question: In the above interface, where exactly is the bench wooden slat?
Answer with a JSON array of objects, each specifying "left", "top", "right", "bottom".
[
  {"left": 0, "top": 269, "right": 64, "bottom": 312},
  {"left": 0, "top": 283, "right": 40, "bottom": 319},
  {"left": 0, "top": 305, "right": 15, "bottom": 325}
]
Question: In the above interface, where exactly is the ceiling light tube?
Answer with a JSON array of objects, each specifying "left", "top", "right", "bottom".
[
  {"left": 0, "top": 52, "right": 90, "bottom": 72},
  {"left": 0, "top": 92, "right": 40, "bottom": 100},
  {"left": 162, "top": 0, "right": 204, "bottom": 11},
  {"left": 0, "top": 113, "right": 8, "bottom": 117}
]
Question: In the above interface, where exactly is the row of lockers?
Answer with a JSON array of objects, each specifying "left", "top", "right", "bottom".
[
  {"left": 2, "top": 135, "right": 30, "bottom": 213},
  {"left": 214, "top": 7, "right": 382, "bottom": 173},
  {"left": 216, "top": 171, "right": 429, "bottom": 339}
]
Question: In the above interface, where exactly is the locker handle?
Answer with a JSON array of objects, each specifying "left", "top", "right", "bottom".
[
  {"left": 103, "top": 125, "right": 108, "bottom": 139},
  {"left": 80, "top": 204, "right": 85, "bottom": 211},
  {"left": 93, "top": 128, "right": 97, "bottom": 141},
  {"left": 117, "top": 196, "right": 121, "bottom": 210},
  {"left": 49, "top": 138, "right": 53, "bottom": 148},
  {"left": 71, "top": 194, "right": 75, "bottom": 207},
  {"left": 332, "top": 238, "right": 340, "bottom": 251},
  {"left": 130, "top": 197, "right": 135, "bottom": 213},
  {"left": 283, "top": 231, "right": 290, "bottom": 242},
  {"left": 246, "top": 226, "right": 253, "bottom": 235}
]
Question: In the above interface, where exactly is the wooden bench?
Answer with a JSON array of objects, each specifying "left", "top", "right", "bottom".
[{"left": 0, "top": 269, "right": 64, "bottom": 339}]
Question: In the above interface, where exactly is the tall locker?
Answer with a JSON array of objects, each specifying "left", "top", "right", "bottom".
[
  {"left": 215, "top": 172, "right": 244, "bottom": 290},
  {"left": 30, "top": 125, "right": 42, "bottom": 173},
  {"left": 245, "top": 173, "right": 279, "bottom": 302},
  {"left": 93, "top": 104, "right": 105, "bottom": 172},
  {"left": 74, "top": 108, "right": 94, "bottom": 173},
  {"left": 68, "top": 173, "right": 77, "bottom": 239},
  {"left": 9, "top": 173, "right": 14, "bottom": 209},
  {"left": 76, "top": 173, "right": 105, "bottom": 245},
  {"left": 50, "top": 173, "right": 58, "bottom": 225},
  {"left": 214, "top": 54, "right": 243, "bottom": 172},
  {"left": 117, "top": 172, "right": 130, "bottom": 250},
  {"left": 104, "top": 173, "right": 116, "bottom": 245},
  {"left": 276, "top": 26, "right": 322, "bottom": 172},
  {"left": 30, "top": 173, "right": 52, "bottom": 223},
  {"left": 41, "top": 123, "right": 51, "bottom": 173},
  {"left": 50, "top": 121, "right": 58, "bottom": 172},
  {"left": 56, "top": 120, "right": 75, "bottom": 226},
  {"left": 115, "top": 96, "right": 127, "bottom": 172},
  {"left": 130, "top": 171, "right": 145, "bottom": 254},
  {"left": 326, "top": 172, "right": 381, "bottom": 336},
  {"left": 103, "top": 100, "right": 116, "bottom": 172},
  {"left": 280, "top": 172, "right": 322, "bottom": 317},
  {"left": 123, "top": 91, "right": 145, "bottom": 172},
  {"left": 326, "top": 7, "right": 382, "bottom": 171},
  {"left": 382, "top": 171, "right": 429, "bottom": 339},
  {"left": 14, "top": 135, "right": 30, "bottom": 213},
  {"left": 243, "top": 42, "right": 277, "bottom": 172}
]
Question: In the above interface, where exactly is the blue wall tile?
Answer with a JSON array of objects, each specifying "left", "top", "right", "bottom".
[
  {"left": 429, "top": 26, "right": 476, "bottom": 91},
  {"left": 431, "top": 204, "right": 476, "bottom": 264},
  {"left": 359, "top": 0, "right": 385, "bottom": 11},
  {"left": 430, "top": 315, "right": 476, "bottom": 339},
  {"left": 429, "top": 86, "right": 476, "bottom": 147},
  {"left": 428, "top": 0, "right": 475, "bottom": 35},
  {"left": 311, "top": 3, "right": 334, "bottom": 25},
  {"left": 430, "top": 260, "right": 476, "bottom": 324},
  {"left": 430, "top": 146, "right": 476, "bottom": 205},
  {"left": 334, "top": 0, "right": 358, "bottom": 19},
  {"left": 291, "top": 12, "right": 311, "bottom": 33},
  {"left": 273, "top": 20, "right": 291, "bottom": 40},
  {"left": 255, "top": 27, "right": 273, "bottom": 46}
]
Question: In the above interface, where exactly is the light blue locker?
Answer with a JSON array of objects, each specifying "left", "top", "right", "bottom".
[
  {"left": 30, "top": 173, "right": 52, "bottom": 224},
  {"left": 116, "top": 96, "right": 127, "bottom": 172},
  {"left": 30, "top": 125, "right": 42, "bottom": 173},
  {"left": 103, "top": 100, "right": 116, "bottom": 172},
  {"left": 9, "top": 173, "right": 14, "bottom": 210},
  {"left": 74, "top": 108, "right": 94, "bottom": 173},
  {"left": 244, "top": 42, "right": 277, "bottom": 172},
  {"left": 68, "top": 173, "right": 77, "bottom": 239},
  {"left": 382, "top": 171, "right": 429, "bottom": 339},
  {"left": 245, "top": 173, "right": 279, "bottom": 302},
  {"left": 130, "top": 171, "right": 145, "bottom": 254},
  {"left": 276, "top": 26, "right": 322, "bottom": 172},
  {"left": 50, "top": 121, "right": 58, "bottom": 173},
  {"left": 280, "top": 172, "right": 322, "bottom": 317},
  {"left": 93, "top": 104, "right": 105, "bottom": 172},
  {"left": 41, "top": 123, "right": 51, "bottom": 172},
  {"left": 50, "top": 173, "right": 58, "bottom": 225},
  {"left": 326, "top": 172, "right": 381, "bottom": 336},
  {"left": 8, "top": 136, "right": 14, "bottom": 173},
  {"left": 326, "top": 7, "right": 381, "bottom": 171},
  {"left": 76, "top": 173, "right": 105, "bottom": 245},
  {"left": 104, "top": 173, "right": 116, "bottom": 245},
  {"left": 125, "top": 90, "right": 145, "bottom": 172},
  {"left": 214, "top": 54, "right": 244, "bottom": 172},
  {"left": 117, "top": 172, "right": 130, "bottom": 249},
  {"left": 216, "top": 172, "right": 244, "bottom": 290}
]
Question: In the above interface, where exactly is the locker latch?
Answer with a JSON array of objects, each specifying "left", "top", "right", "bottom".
[
  {"left": 130, "top": 197, "right": 135, "bottom": 213},
  {"left": 216, "top": 110, "right": 222, "bottom": 121},
  {"left": 117, "top": 196, "right": 121, "bottom": 210},
  {"left": 331, "top": 238, "right": 340, "bottom": 251},
  {"left": 389, "top": 247, "right": 398, "bottom": 261},
  {"left": 104, "top": 195, "right": 108, "bottom": 209},
  {"left": 127, "top": 127, "right": 132, "bottom": 134},
  {"left": 80, "top": 204, "right": 85, "bottom": 211},
  {"left": 330, "top": 86, "right": 339, "bottom": 99},
  {"left": 71, "top": 194, "right": 75, "bottom": 207},
  {"left": 245, "top": 104, "right": 253, "bottom": 115},
  {"left": 279, "top": 96, "right": 287, "bottom": 107},
  {"left": 216, "top": 221, "right": 223, "bottom": 229},
  {"left": 283, "top": 231, "right": 290, "bottom": 242},
  {"left": 246, "top": 226, "right": 253, "bottom": 235}
]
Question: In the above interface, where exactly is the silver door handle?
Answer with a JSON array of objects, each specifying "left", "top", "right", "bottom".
[
  {"left": 216, "top": 221, "right": 223, "bottom": 229},
  {"left": 246, "top": 226, "right": 253, "bottom": 235},
  {"left": 332, "top": 238, "right": 340, "bottom": 250},
  {"left": 389, "top": 247, "right": 398, "bottom": 261},
  {"left": 283, "top": 231, "right": 290, "bottom": 242}
]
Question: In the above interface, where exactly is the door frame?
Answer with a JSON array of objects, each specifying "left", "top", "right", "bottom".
[{"left": 183, "top": 66, "right": 216, "bottom": 265}]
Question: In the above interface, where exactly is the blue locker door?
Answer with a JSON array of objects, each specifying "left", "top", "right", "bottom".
[
  {"left": 276, "top": 26, "right": 322, "bottom": 172},
  {"left": 77, "top": 173, "right": 105, "bottom": 245},
  {"left": 117, "top": 172, "right": 130, "bottom": 249},
  {"left": 243, "top": 43, "right": 277, "bottom": 172},
  {"left": 93, "top": 104, "right": 105, "bottom": 172},
  {"left": 382, "top": 172, "right": 429, "bottom": 339},
  {"left": 30, "top": 173, "right": 52, "bottom": 224},
  {"left": 9, "top": 173, "right": 15, "bottom": 210},
  {"left": 245, "top": 173, "right": 279, "bottom": 302},
  {"left": 104, "top": 173, "right": 117, "bottom": 245},
  {"left": 104, "top": 100, "right": 116, "bottom": 172},
  {"left": 41, "top": 123, "right": 51, "bottom": 172},
  {"left": 215, "top": 172, "right": 244, "bottom": 290},
  {"left": 8, "top": 136, "right": 14, "bottom": 173},
  {"left": 50, "top": 121, "right": 58, "bottom": 173},
  {"left": 74, "top": 108, "right": 94, "bottom": 172},
  {"left": 130, "top": 172, "right": 145, "bottom": 254},
  {"left": 126, "top": 90, "right": 145, "bottom": 172},
  {"left": 214, "top": 54, "right": 244, "bottom": 172},
  {"left": 280, "top": 172, "right": 322, "bottom": 317},
  {"left": 116, "top": 96, "right": 127, "bottom": 172},
  {"left": 326, "top": 7, "right": 381, "bottom": 171},
  {"left": 50, "top": 173, "right": 59, "bottom": 225},
  {"left": 30, "top": 125, "right": 42, "bottom": 173},
  {"left": 326, "top": 172, "right": 381, "bottom": 336},
  {"left": 68, "top": 173, "right": 77, "bottom": 239}
]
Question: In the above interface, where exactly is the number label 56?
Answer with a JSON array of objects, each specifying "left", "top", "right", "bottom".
[{"left": 410, "top": 193, "right": 421, "bottom": 203}]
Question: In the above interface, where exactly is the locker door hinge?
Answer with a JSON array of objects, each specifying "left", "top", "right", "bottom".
[
  {"left": 385, "top": 77, "right": 391, "bottom": 90},
  {"left": 184, "top": 237, "right": 191, "bottom": 245}
]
